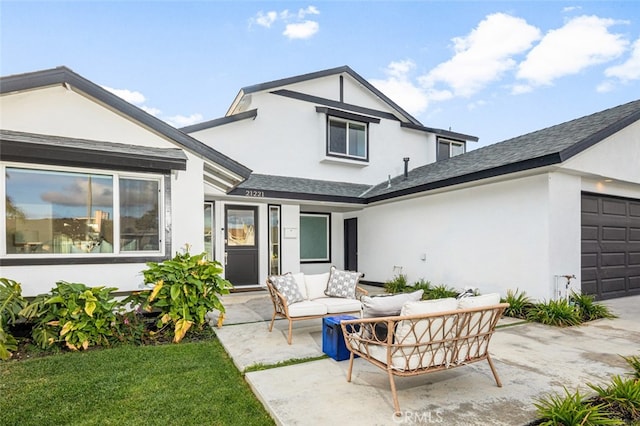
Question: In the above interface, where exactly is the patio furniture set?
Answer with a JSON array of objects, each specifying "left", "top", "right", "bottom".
[{"left": 266, "top": 268, "right": 508, "bottom": 414}]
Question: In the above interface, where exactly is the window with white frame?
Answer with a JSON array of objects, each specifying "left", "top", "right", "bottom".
[
  {"left": 4, "top": 165, "right": 162, "bottom": 256},
  {"left": 328, "top": 117, "right": 367, "bottom": 160},
  {"left": 300, "top": 213, "right": 330, "bottom": 263},
  {"left": 437, "top": 138, "right": 465, "bottom": 161}
]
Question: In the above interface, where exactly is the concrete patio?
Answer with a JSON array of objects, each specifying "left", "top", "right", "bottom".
[{"left": 212, "top": 287, "right": 640, "bottom": 426}]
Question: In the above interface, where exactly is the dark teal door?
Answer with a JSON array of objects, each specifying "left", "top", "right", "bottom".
[{"left": 225, "top": 205, "right": 259, "bottom": 286}]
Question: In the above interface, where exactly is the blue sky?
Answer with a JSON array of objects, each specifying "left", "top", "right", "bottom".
[{"left": 2, "top": 1, "right": 639, "bottom": 149}]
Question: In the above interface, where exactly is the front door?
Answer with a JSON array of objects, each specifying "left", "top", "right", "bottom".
[{"left": 225, "top": 205, "right": 258, "bottom": 286}]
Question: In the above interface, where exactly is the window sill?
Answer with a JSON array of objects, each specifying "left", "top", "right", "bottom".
[
  {"left": 320, "top": 156, "right": 369, "bottom": 167},
  {"left": 0, "top": 255, "right": 169, "bottom": 266}
]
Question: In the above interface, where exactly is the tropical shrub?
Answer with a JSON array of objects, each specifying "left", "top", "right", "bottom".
[
  {"left": 534, "top": 387, "right": 623, "bottom": 426},
  {"left": 588, "top": 375, "right": 640, "bottom": 420},
  {"left": 127, "top": 248, "right": 233, "bottom": 343},
  {"left": 0, "top": 278, "right": 27, "bottom": 360},
  {"left": 570, "top": 291, "right": 616, "bottom": 322},
  {"left": 383, "top": 274, "right": 408, "bottom": 294},
  {"left": 501, "top": 289, "right": 534, "bottom": 319},
  {"left": 423, "top": 284, "right": 458, "bottom": 300},
  {"left": 623, "top": 355, "right": 640, "bottom": 380},
  {"left": 20, "top": 281, "right": 121, "bottom": 351},
  {"left": 526, "top": 299, "right": 582, "bottom": 327}
]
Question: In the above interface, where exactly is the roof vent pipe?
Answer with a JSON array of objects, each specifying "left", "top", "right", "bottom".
[{"left": 403, "top": 157, "right": 410, "bottom": 180}]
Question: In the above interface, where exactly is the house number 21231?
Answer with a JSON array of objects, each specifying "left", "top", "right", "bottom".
[{"left": 245, "top": 190, "right": 264, "bottom": 197}]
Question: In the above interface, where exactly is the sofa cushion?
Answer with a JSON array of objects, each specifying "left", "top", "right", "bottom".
[
  {"left": 291, "top": 272, "right": 308, "bottom": 300},
  {"left": 456, "top": 293, "right": 502, "bottom": 363},
  {"left": 362, "top": 290, "right": 424, "bottom": 318},
  {"left": 325, "top": 266, "right": 362, "bottom": 299},
  {"left": 305, "top": 272, "right": 330, "bottom": 300},
  {"left": 392, "top": 298, "right": 459, "bottom": 371},
  {"left": 457, "top": 293, "right": 501, "bottom": 309},
  {"left": 314, "top": 297, "right": 362, "bottom": 314},
  {"left": 269, "top": 273, "right": 305, "bottom": 305},
  {"left": 287, "top": 300, "right": 328, "bottom": 317}
]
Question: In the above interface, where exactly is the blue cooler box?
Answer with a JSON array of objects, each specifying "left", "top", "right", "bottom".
[{"left": 322, "top": 315, "right": 357, "bottom": 361}]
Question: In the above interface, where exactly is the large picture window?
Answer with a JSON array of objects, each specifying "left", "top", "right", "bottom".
[
  {"left": 4, "top": 166, "right": 162, "bottom": 256},
  {"left": 328, "top": 118, "right": 367, "bottom": 160},
  {"left": 300, "top": 213, "right": 330, "bottom": 263}
]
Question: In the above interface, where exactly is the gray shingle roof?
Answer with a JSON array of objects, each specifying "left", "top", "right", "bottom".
[
  {"left": 365, "top": 98, "right": 640, "bottom": 202},
  {"left": 235, "top": 98, "right": 640, "bottom": 204},
  {"left": 232, "top": 174, "right": 371, "bottom": 203}
]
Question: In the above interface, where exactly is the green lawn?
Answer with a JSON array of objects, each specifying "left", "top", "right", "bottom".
[{"left": 0, "top": 339, "right": 274, "bottom": 426}]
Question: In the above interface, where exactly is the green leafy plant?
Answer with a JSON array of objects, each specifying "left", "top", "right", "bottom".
[
  {"left": 0, "top": 278, "right": 28, "bottom": 360},
  {"left": 623, "top": 355, "right": 640, "bottom": 380},
  {"left": 534, "top": 387, "right": 624, "bottom": 426},
  {"left": 588, "top": 375, "right": 640, "bottom": 420},
  {"left": 20, "top": 281, "right": 121, "bottom": 351},
  {"left": 127, "top": 248, "right": 233, "bottom": 343},
  {"left": 501, "top": 288, "right": 534, "bottom": 319},
  {"left": 570, "top": 291, "right": 616, "bottom": 322},
  {"left": 526, "top": 299, "right": 582, "bottom": 327},
  {"left": 384, "top": 274, "right": 409, "bottom": 294},
  {"left": 423, "top": 284, "right": 459, "bottom": 300}
]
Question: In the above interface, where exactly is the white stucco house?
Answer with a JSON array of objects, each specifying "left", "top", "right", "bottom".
[{"left": 2, "top": 66, "right": 639, "bottom": 301}]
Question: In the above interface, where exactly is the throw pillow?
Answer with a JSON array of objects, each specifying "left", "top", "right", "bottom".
[
  {"left": 269, "top": 273, "right": 305, "bottom": 305},
  {"left": 324, "top": 266, "right": 362, "bottom": 299},
  {"left": 304, "top": 272, "right": 330, "bottom": 300},
  {"left": 362, "top": 290, "right": 424, "bottom": 318},
  {"left": 457, "top": 293, "right": 501, "bottom": 309}
]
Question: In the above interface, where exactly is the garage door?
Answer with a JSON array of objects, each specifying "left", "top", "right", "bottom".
[{"left": 581, "top": 193, "right": 640, "bottom": 300}]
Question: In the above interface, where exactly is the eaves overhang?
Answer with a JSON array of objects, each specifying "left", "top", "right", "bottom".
[
  {"left": 365, "top": 153, "right": 562, "bottom": 204},
  {"left": 0, "top": 66, "right": 252, "bottom": 180}
]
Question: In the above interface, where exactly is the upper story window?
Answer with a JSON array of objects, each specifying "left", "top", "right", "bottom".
[
  {"left": 316, "top": 107, "right": 379, "bottom": 163},
  {"left": 4, "top": 165, "right": 162, "bottom": 257},
  {"left": 437, "top": 138, "right": 465, "bottom": 161},
  {"left": 328, "top": 117, "right": 368, "bottom": 160}
]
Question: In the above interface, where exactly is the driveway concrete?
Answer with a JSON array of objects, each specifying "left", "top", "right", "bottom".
[{"left": 213, "top": 290, "right": 640, "bottom": 426}]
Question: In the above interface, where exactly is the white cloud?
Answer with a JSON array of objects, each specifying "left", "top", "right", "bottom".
[
  {"left": 605, "top": 37, "right": 640, "bottom": 81},
  {"left": 419, "top": 13, "right": 541, "bottom": 98},
  {"left": 517, "top": 15, "right": 628, "bottom": 86},
  {"left": 283, "top": 20, "right": 319, "bottom": 40},
  {"left": 164, "top": 113, "right": 204, "bottom": 128},
  {"left": 370, "top": 60, "right": 429, "bottom": 116},
  {"left": 596, "top": 80, "right": 616, "bottom": 93},
  {"left": 254, "top": 11, "right": 277, "bottom": 28},
  {"left": 251, "top": 6, "right": 320, "bottom": 40},
  {"left": 103, "top": 86, "right": 146, "bottom": 105},
  {"left": 562, "top": 6, "right": 582, "bottom": 13}
]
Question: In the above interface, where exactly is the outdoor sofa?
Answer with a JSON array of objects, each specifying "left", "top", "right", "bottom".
[
  {"left": 340, "top": 293, "right": 509, "bottom": 415},
  {"left": 266, "top": 266, "right": 368, "bottom": 344}
]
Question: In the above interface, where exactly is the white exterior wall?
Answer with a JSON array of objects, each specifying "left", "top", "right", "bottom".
[
  {"left": 1, "top": 86, "right": 176, "bottom": 148},
  {"left": 547, "top": 172, "right": 582, "bottom": 299},
  {"left": 357, "top": 174, "right": 555, "bottom": 301},
  {"left": 1, "top": 87, "right": 206, "bottom": 296},
  {"left": 171, "top": 153, "right": 205, "bottom": 255},
  {"left": 190, "top": 89, "right": 431, "bottom": 185}
]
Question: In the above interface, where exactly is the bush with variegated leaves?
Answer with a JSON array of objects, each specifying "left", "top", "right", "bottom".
[
  {"left": 20, "top": 281, "right": 120, "bottom": 351},
  {"left": 126, "top": 247, "right": 233, "bottom": 343}
]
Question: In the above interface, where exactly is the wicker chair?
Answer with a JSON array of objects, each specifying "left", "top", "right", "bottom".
[{"left": 340, "top": 302, "right": 509, "bottom": 415}]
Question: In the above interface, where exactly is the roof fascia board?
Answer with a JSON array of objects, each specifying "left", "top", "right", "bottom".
[
  {"left": 400, "top": 122, "right": 479, "bottom": 142},
  {"left": 180, "top": 109, "right": 258, "bottom": 133},
  {"left": 274, "top": 89, "right": 399, "bottom": 122},
  {"left": 315, "top": 106, "right": 381, "bottom": 124},
  {"left": 1, "top": 67, "right": 252, "bottom": 179},
  {"left": 366, "top": 153, "right": 562, "bottom": 204},
  {"left": 559, "top": 108, "right": 640, "bottom": 161},
  {"left": 240, "top": 66, "right": 422, "bottom": 125},
  {"left": 0, "top": 139, "right": 187, "bottom": 173},
  {"left": 227, "top": 186, "right": 367, "bottom": 204}
]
